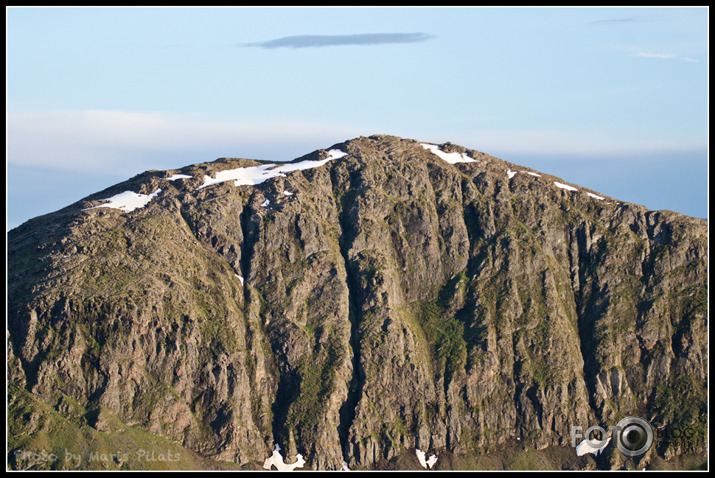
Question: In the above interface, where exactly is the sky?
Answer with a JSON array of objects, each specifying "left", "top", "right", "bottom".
[{"left": 6, "top": 6, "right": 709, "bottom": 230}]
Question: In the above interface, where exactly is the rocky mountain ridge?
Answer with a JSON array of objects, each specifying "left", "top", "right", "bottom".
[{"left": 7, "top": 135, "right": 707, "bottom": 470}]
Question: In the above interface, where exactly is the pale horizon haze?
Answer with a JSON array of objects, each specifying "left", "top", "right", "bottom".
[{"left": 6, "top": 6, "right": 709, "bottom": 230}]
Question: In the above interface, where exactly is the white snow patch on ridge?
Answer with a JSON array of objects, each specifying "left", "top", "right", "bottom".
[
  {"left": 576, "top": 436, "right": 611, "bottom": 457},
  {"left": 507, "top": 169, "right": 517, "bottom": 179},
  {"left": 554, "top": 181, "right": 578, "bottom": 192},
  {"left": 198, "top": 163, "right": 277, "bottom": 190},
  {"left": 587, "top": 192, "right": 605, "bottom": 200},
  {"left": 263, "top": 444, "right": 305, "bottom": 471},
  {"left": 420, "top": 143, "right": 477, "bottom": 164},
  {"left": 197, "top": 149, "right": 347, "bottom": 190},
  {"left": 83, "top": 189, "right": 162, "bottom": 213},
  {"left": 416, "top": 449, "right": 438, "bottom": 469},
  {"left": 167, "top": 173, "right": 192, "bottom": 181}
]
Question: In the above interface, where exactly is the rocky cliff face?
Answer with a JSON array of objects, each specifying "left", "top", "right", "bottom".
[{"left": 7, "top": 135, "right": 707, "bottom": 470}]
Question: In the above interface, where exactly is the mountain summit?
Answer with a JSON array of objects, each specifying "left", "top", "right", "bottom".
[{"left": 7, "top": 135, "right": 707, "bottom": 470}]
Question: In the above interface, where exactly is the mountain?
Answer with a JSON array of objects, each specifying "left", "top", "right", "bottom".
[{"left": 7, "top": 135, "right": 708, "bottom": 470}]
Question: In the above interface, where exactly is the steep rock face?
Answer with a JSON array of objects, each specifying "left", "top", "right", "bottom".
[{"left": 7, "top": 135, "right": 707, "bottom": 470}]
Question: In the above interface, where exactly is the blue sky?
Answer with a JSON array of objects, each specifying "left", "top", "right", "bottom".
[{"left": 6, "top": 6, "right": 709, "bottom": 229}]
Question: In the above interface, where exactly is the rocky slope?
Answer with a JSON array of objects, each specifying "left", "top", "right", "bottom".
[{"left": 7, "top": 135, "right": 708, "bottom": 470}]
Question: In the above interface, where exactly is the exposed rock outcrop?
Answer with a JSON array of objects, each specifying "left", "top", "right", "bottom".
[{"left": 7, "top": 135, "right": 707, "bottom": 470}]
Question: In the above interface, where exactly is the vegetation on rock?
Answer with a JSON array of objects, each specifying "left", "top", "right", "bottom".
[{"left": 7, "top": 135, "right": 707, "bottom": 470}]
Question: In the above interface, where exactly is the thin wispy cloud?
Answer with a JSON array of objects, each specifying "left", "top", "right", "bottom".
[
  {"left": 454, "top": 129, "right": 705, "bottom": 158},
  {"left": 6, "top": 110, "right": 363, "bottom": 174},
  {"left": 634, "top": 52, "right": 676, "bottom": 59},
  {"left": 591, "top": 17, "right": 639, "bottom": 25},
  {"left": 243, "top": 32, "right": 435, "bottom": 49},
  {"left": 632, "top": 52, "right": 699, "bottom": 62}
]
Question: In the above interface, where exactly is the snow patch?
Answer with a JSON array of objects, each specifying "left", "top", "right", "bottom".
[
  {"left": 198, "top": 163, "right": 279, "bottom": 190},
  {"left": 525, "top": 171, "right": 541, "bottom": 177},
  {"left": 284, "top": 191, "right": 294, "bottom": 196},
  {"left": 167, "top": 173, "right": 192, "bottom": 181},
  {"left": 235, "top": 274, "right": 244, "bottom": 286},
  {"left": 197, "top": 149, "right": 347, "bottom": 190},
  {"left": 416, "top": 449, "right": 438, "bottom": 469},
  {"left": 325, "top": 149, "right": 349, "bottom": 161},
  {"left": 261, "top": 199, "right": 271, "bottom": 208},
  {"left": 83, "top": 189, "right": 162, "bottom": 213},
  {"left": 420, "top": 143, "right": 477, "bottom": 164},
  {"left": 554, "top": 181, "right": 578, "bottom": 192},
  {"left": 507, "top": 169, "right": 517, "bottom": 179},
  {"left": 341, "top": 461, "right": 350, "bottom": 471},
  {"left": 263, "top": 444, "right": 305, "bottom": 471},
  {"left": 587, "top": 192, "right": 605, "bottom": 200},
  {"left": 576, "top": 436, "right": 611, "bottom": 457}
]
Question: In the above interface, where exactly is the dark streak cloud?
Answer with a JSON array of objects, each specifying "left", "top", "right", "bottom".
[{"left": 243, "top": 32, "right": 435, "bottom": 49}]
